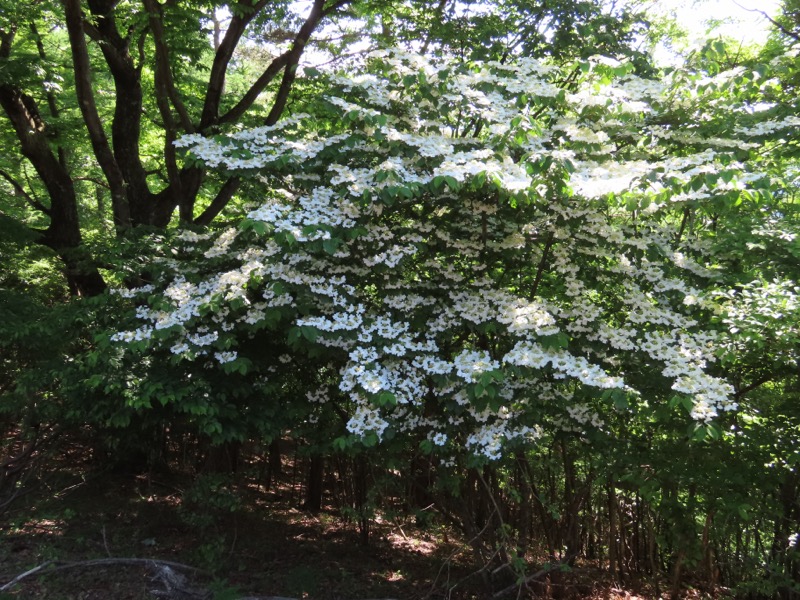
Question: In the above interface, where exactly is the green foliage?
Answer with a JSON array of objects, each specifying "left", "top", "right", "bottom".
[
  {"left": 179, "top": 473, "right": 241, "bottom": 570},
  {"left": 1, "top": 0, "right": 799, "bottom": 595}
]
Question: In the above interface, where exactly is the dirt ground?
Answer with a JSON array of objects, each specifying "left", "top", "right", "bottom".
[
  {"left": 1, "top": 456, "right": 487, "bottom": 600},
  {"left": 0, "top": 449, "right": 679, "bottom": 600}
]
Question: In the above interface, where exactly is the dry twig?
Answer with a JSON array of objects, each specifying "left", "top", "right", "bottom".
[{"left": 0, "top": 557, "right": 205, "bottom": 593}]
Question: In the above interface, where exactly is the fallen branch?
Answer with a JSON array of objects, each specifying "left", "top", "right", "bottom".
[
  {"left": 491, "top": 565, "right": 552, "bottom": 599},
  {"left": 1, "top": 558, "right": 402, "bottom": 600},
  {"left": 0, "top": 557, "right": 205, "bottom": 592},
  {"left": 491, "top": 554, "right": 576, "bottom": 600},
  {"left": 0, "top": 561, "right": 55, "bottom": 593},
  {"left": 149, "top": 564, "right": 209, "bottom": 599}
]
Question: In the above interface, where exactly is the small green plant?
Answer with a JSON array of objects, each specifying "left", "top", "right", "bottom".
[
  {"left": 285, "top": 565, "right": 320, "bottom": 598},
  {"left": 208, "top": 578, "right": 241, "bottom": 600},
  {"left": 178, "top": 474, "right": 241, "bottom": 570}
]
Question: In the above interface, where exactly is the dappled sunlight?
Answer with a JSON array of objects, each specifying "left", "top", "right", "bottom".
[
  {"left": 386, "top": 530, "right": 439, "bottom": 556},
  {"left": 12, "top": 518, "right": 67, "bottom": 537}
]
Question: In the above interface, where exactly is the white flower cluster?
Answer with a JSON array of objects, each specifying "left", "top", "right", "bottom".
[
  {"left": 454, "top": 350, "right": 500, "bottom": 381},
  {"left": 503, "top": 341, "right": 623, "bottom": 389},
  {"left": 109, "top": 47, "right": 786, "bottom": 459},
  {"left": 214, "top": 350, "right": 238, "bottom": 364},
  {"left": 109, "top": 284, "right": 154, "bottom": 298}
]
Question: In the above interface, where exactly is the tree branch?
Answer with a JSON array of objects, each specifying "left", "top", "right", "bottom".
[
  {"left": 74, "top": 176, "right": 110, "bottom": 189},
  {"left": 491, "top": 556, "right": 575, "bottom": 599},
  {"left": 218, "top": 52, "right": 292, "bottom": 126},
  {"left": 675, "top": 206, "right": 691, "bottom": 244},
  {"left": 141, "top": 0, "right": 185, "bottom": 218},
  {"left": 0, "top": 84, "right": 84, "bottom": 252},
  {"left": 62, "top": 0, "right": 131, "bottom": 230},
  {"left": 83, "top": 0, "right": 154, "bottom": 228},
  {"left": 29, "top": 21, "right": 68, "bottom": 169},
  {"left": 734, "top": 374, "right": 774, "bottom": 399},
  {"left": 264, "top": 0, "right": 348, "bottom": 126},
  {"left": 194, "top": 177, "right": 241, "bottom": 225},
  {"left": 420, "top": 0, "right": 449, "bottom": 54},
  {"left": 142, "top": 0, "right": 194, "bottom": 133},
  {"left": 0, "top": 24, "right": 17, "bottom": 58},
  {"left": 0, "top": 168, "right": 50, "bottom": 215},
  {"left": 200, "top": 0, "right": 270, "bottom": 129},
  {"left": 0, "top": 558, "right": 206, "bottom": 593},
  {"left": 732, "top": 1, "right": 800, "bottom": 43},
  {"left": 84, "top": 0, "right": 134, "bottom": 72},
  {"left": 530, "top": 231, "right": 555, "bottom": 299}
]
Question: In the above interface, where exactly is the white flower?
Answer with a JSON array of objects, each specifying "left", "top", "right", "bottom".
[{"left": 214, "top": 351, "right": 238, "bottom": 364}]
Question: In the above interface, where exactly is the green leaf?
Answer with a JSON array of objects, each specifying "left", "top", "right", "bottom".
[
  {"left": 288, "top": 327, "right": 303, "bottom": 344},
  {"left": 443, "top": 175, "right": 459, "bottom": 190},
  {"left": 322, "top": 237, "right": 341, "bottom": 255},
  {"left": 706, "top": 423, "right": 721, "bottom": 440},
  {"left": 737, "top": 503, "right": 752, "bottom": 521},
  {"left": 300, "top": 326, "right": 319, "bottom": 342},
  {"left": 377, "top": 391, "right": 397, "bottom": 407},
  {"left": 612, "top": 390, "right": 628, "bottom": 410}
]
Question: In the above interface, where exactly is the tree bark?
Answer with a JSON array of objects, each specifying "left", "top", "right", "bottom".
[
  {"left": 83, "top": 0, "right": 152, "bottom": 227},
  {"left": 304, "top": 453, "right": 324, "bottom": 512},
  {"left": 62, "top": 0, "right": 131, "bottom": 231},
  {"left": 0, "top": 82, "right": 105, "bottom": 295},
  {"left": 2, "top": 0, "right": 353, "bottom": 294}
]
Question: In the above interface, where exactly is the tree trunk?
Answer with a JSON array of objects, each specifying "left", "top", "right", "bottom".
[
  {"left": 304, "top": 453, "right": 324, "bottom": 512},
  {"left": 607, "top": 481, "right": 621, "bottom": 581},
  {"left": 701, "top": 511, "right": 718, "bottom": 593},
  {"left": 560, "top": 441, "right": 582, "bottom": 564},
  {"left": 355, "top": 454, "right": 370, "bottom": 546},
  {"left": 0, "top": 82, "right": 106, "bottom": 296},
  {"left": 202, "top": 441, "right": 240, "bottom": 474},
  {"left": 670, "top": 550, "right": 685, "bottom": 600},
  {"left": 269, "top": 439, "right": 282, "bottom": 475}
]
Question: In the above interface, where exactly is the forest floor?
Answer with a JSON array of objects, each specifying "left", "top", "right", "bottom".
[{"left": 0, "top": 442, "right": 689, "bottom": 600}]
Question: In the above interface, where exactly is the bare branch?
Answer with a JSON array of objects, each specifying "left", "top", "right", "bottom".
[
  {"left": 0, "top": 558, "right": 206, "bottom": 593},
  {"left": 0, "top": 557, "right": 399, "bottom": 600},
  {"left": 0, "top": 561, "right": 55, "bottom": 593},
  {"left": 732, "top": 1, "right": 800, "bottom": 42},
  {"left": 491, "top": 558, "right": 573, "bottom": 599},
  {"left": 74, "top": 176, "right": 111, "bottom": 189}
]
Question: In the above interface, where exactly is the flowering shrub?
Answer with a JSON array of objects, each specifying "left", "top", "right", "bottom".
[{"left": 111, "top": 46, "right": 797, "bottom": 460}]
